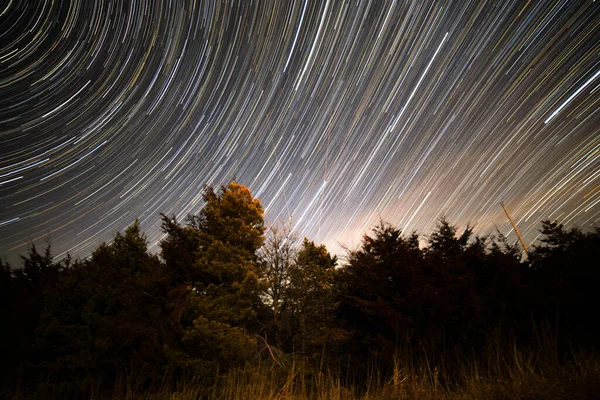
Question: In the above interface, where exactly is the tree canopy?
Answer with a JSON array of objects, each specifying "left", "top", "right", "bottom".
[{"left": 2, "top": 184, "right": 598, "bottom": 396}]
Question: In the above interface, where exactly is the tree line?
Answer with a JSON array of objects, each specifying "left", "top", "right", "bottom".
[{"left": 2, "top": 182, "right": 599, "bottom": 395}]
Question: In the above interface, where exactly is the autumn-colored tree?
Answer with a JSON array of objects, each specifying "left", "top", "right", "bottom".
[
  {"left": 160, "top": 183, "right": 266, "bottom": 375},
  {"left": 195, "top": 183, "right": 265, "bottom": 255}
]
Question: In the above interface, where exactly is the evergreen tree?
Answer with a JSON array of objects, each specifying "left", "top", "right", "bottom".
[
  {"left": 478, "top": 231, "right": 527, "bottom": 335},
  {"left": 528, "top": 220, "right": 600, "bottom": 346},
  {"left": 34, "top": 221, "right": 168, "bottom": 388},
  {"left": 160, "top": 182, "right": 266, "bottom": 375},
  {"left": 1, "top": 244, "right": 67, "bottom": 387},
  {"left": 340, "top": 223, "right": 423, "bottom": 363},
  {"left": 420, "top": 218, "right": 485, "bottom": 348},
  {"left": 287, "top": 238, "right": 342, "bottom": 355}
]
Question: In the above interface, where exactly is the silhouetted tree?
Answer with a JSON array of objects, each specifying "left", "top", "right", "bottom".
[
  {"left": 34, "top": 221, "right": 168, "bottom": 389},
  {"left": 528, "top": 220, "right": 600, "bottom": 346},
  {"left": 0, "top": 244, "right": 68, "bottom": 388},
  {"left": 476, "top": 231, "right": 528, "bottom": 335},
  {"left": 160, "top": 214, "right": 202, "bottom": 284},
  {"left": 4, "top": 183, "right": 599, "bottom": 398},
  {"left": 339, "top": 222, "right": 423, "bottom": 364},
  {"left": 286, "top": 238, "right": 343, "bottom": 355},
  {"left": 339, "top": 218, "right": 529, "bottom": 368},
  {"left": 0, "top": 257, "right": 18, "bottom": 387},
  {"left": 419, "top": 218, "right": 486, "bottom": 350},
  {"left": 257, "top": 223, "right": 298, "bottom": 348}
]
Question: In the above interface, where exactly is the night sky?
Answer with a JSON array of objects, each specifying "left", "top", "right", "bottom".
[{"left": 1, "top": 0, "right": 599, "bottom": 262}]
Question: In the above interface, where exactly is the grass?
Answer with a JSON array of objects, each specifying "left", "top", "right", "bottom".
[
  {"left": 177, "top": 349, "right": 598, "bottom": 400},
  {"left": 10, "top": 337, "right": 600, "bottom": 399}
]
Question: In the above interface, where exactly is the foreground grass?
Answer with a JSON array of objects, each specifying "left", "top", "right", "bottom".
[
  {"left": 183, "top": 349, "right": 599, "bottom": 400},
  {"left": 12, "top": 341, "right": 600, "bottom": 399}
]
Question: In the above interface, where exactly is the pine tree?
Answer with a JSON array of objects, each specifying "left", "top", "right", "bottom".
[
  {"left": 160, "top": 183, "right": 266, "bottom": 375},
  {"left": 288, "top": 238, "right": 342, "bottom": 354},
  {"left": 340, "top": 223, "right": 423, "bottom": 362},
  {"left": 34, "top": 221, "right": 168, "bottom": 387}
]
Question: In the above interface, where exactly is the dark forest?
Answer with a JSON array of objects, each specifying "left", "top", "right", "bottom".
[{"left": 2, "top": 183, "right": 599, "bottom": 399}]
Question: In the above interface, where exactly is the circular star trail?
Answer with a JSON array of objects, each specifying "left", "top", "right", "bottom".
[{"left": 1, "top": 0, "right": 599, "bottom": 262}]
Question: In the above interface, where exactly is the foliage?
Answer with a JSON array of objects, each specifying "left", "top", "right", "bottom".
[
  {"left": 286, "top": 238, "right": 342, "bottom": 354},
  {"left": 527, "top": 220, "right": 600, "bottom": 346},
  {"left": 258, "top": 224, "right": 345, "bottom": 355},
  {"left": 0, "top": 243, "right": 68, "bottom": 387},
  {"left": 33, "top": 221, "right": 168, "bottom": 387},
  {"left": 160, "top": 182, "right": 266, "bottom": 377},
  {"left": 339, "top": 222, "right": 423, "bottom": 363},
  {"left": 339, "top": 218, "right": 525, "bottom": 369},
  {"left": 2, "top": 185, "right": 599, "bottom": 397}
]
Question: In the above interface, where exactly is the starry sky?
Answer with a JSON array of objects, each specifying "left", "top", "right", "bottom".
[{"left": 1, "top": 0, "right": 599, "bottom": 262}]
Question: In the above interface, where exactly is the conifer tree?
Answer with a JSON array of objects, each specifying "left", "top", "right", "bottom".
[
  {"left": 160, "top": 182, "right": 266, "bottom": 374},
  {"left": 35, "top": 221, "right": 167, "bottom": 386},
  {"left": 340, "top": 223, "right": 423, "bottom": 362},
  {"left": 528, "top": 221, "right": 600, "bottom": 345},
  {"left": 286, "top": 239, "right": 339, "bottom": 353}
]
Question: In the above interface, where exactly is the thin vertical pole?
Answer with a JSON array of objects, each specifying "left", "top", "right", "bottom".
[{"left": 501, "top": 202, "right": 529, "bottom": 254}]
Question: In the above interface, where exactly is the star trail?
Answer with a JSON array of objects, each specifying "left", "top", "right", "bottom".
[{"left": 1, "top": 0, "right": 599, "bottom": 262}]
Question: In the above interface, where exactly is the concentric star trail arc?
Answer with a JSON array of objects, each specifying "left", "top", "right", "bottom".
[{"left": 0, "top": 0, "right": 598, "bottom": 262}]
